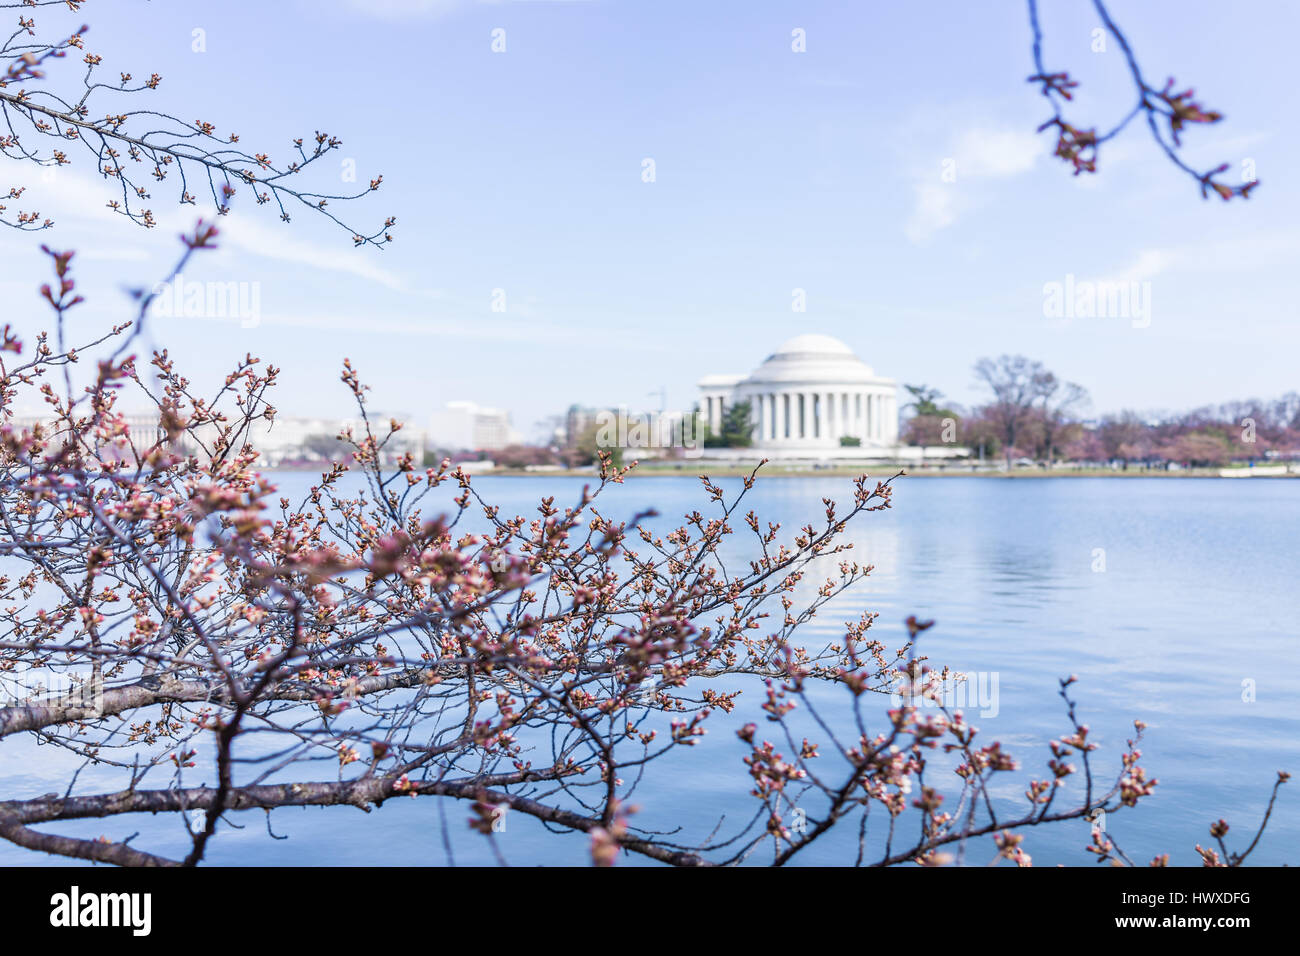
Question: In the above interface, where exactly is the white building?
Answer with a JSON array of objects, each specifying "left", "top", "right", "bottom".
[
  {"left": 4, "top": 412, "right": 423, "bottom": 467},
  {"left": 698, "top": 334, "right": 899, "bottom": 451},
  {"left": 429, "top": 401, "right": 521, "bottom": 452},
  {"left": 244, "top": 416, "right": 423, "bottom": 466}
]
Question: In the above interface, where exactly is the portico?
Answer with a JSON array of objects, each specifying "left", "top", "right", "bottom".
[{"left": 698, "top": 334, "right": 898, "bottom": 451}]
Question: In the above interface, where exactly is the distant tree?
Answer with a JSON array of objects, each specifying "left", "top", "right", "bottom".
[
  {"left": 491, "top": 444, "right": 563, "bottom": 469},
  {"left": 902, "top": 384, "right": 947, "bottom": 417},
  {"left": 570, "top": 422, "right": 623, "bottom": 468},
  {"left": 302, "top": 432, "right": 351, "bottom": 462},
  {"left": 972, "top": 355, "right": 1055, "bottom": 467},
  {"left": 1159, "top": 432, "right": 1231, "bottom": 468},
  {"left": 704, "top": 400, "right": 754, "bottom": 448},
  {"left": 902, "top": 385, "right": 962, "bottom": 449},
  {"left": 1273, "top": 393, "right": 1300, "bottom": 431},
  {"left": 1064, "top": 429, "right": 1107, "bottom": 464},
  {"left": 422, "top": 448, "right": 455, "bottom": 468},
  {"left": 959, "top": 412, "right": 1002, "bottom": 462},
  {"left": 1097, "top": 413, "right": 1150, "bottom": 465},
  {"left": 839, "top": 435, "right": 862, "bottom": 447},
  {"left": 1033, "top": 378, "right": 1090, "bottom": 461},
  {"left": 904, "top": 415, "right": 956, "bottom": 447}
]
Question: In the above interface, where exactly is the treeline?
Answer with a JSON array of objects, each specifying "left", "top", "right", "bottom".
[{"left": 906, "top": 355, "right": 1300, "bottom": 467}]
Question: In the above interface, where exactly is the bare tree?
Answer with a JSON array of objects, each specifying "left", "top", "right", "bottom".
[
  {"left": 1027, "top": 0, "right": 1256, "bottom": 200},
  {"left": 1035, "top": 377, "right": 1090, "bottom": 462},
  {"left": 0, "top": 2, "right": 392, "bottom": 243},
  {"left": 972, "top": 355, "right": 1052, "bottom": 467}
]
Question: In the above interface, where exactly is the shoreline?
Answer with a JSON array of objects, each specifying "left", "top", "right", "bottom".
[
  {"left": 489, "top": 468, "right": 1299, "bottom": 479},
  {"left": 269, "top": 463, "right": 1300, "bottom": 479}
]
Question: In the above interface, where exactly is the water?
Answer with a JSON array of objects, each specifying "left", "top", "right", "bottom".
[{"left": 4, "top": 472, "right": 1297, "bottom": 866}]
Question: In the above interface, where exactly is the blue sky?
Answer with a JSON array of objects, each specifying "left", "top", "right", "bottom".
[{"left": 5, "top": 0, "right": 1297, "bottom": 438}]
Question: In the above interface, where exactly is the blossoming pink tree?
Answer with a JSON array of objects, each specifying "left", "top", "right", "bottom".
[
  {"left": 0, "top": 0, "right": 1285, "bottom": 868},
  {"left": 0, "top": 238, "right": 1289, "bottom": 866}
]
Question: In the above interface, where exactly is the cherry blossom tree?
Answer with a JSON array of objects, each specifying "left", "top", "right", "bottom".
[
  {"left": 0, "top": 0, "right": 392, "bottom": 243},
  {"left": 0, "top": 240, "right": 1289, "bottom": 866},
  {"left": 0, "top": 1, "right": 1285, "bottom": 869}
]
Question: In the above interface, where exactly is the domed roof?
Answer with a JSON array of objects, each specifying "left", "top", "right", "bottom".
[
  {"left": 743, "top": 333, "right": 880, "bottom": 385},
  {"left": 697, "top": 373, "right": 744, "bottom": 388},
  {"left": 771, "top": 334, "right": 855, "bottom": 357}
]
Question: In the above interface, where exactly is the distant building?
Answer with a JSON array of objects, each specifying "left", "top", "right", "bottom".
[
  {"left": 214, "top": 414, "right": 422, "bottom": 466},
  {"left": 244, "top": 416, "right": 350, "bottom": 466},
  {"left": 564, "top": 405, "right": 700, "bottom": 458},
  {"left": 564, "top": 405, "right": 620, "bottom": 447},
  {"left": 698, "top": 334, "right": 899, "bottom": 450},
  {"left": 4, "top": 412, "right": 423, "bottom": 467},
  {"left": 430, "top": 401, "right": 521, "bottom": 452},
  {"left": 5, "top": 413, "right": 166, "bottom": 460}
]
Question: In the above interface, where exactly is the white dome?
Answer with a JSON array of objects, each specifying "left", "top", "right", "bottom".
[
  {"left": 744, "top": 333, "right": 877, "bottom": 385},
  {"left": 696, "top": 333, "right": 899, "bottom": 451},
  {"left": 771, "top": 334, "right": 855, "bottom": 357},
  {"left": 697, "top": 373, "right": 744, "bottom": 388}
]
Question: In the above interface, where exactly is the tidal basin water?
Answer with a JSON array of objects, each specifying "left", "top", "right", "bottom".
[{"left": 4, "top": 473, "right": 1297, "bottom": 866}]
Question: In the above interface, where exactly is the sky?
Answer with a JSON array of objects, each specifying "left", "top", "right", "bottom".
[{"left": 3, "top": 0, "right": 1298, "bottom": 439}]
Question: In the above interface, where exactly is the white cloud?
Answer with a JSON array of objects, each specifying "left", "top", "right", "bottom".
[
  {"left": 903, "top": 126, "right": 1041, "bottom": 244},
  {"left": 903, "top": 184, "right": 957, "bottom": 244},
  {"left": 78, "top": 247, "right": 153, "bottom": 263},
  {"left": 1088, "top": 232, "right": 1300, "bottom": 287},
  {"left": 256, "top": 310, "right": 546, "bottom": 342},
  {"left": 953, "top": 128, "right": 1039, "bottom": 178},
  {"left": 15, "top": 168, "right": 409, "bottom": 292},
  {"left": 1102, "top": 248, "right": 1173, "bottom": 285},
  {"left": 218, "top": 216, "right": 408, "bottom": 292}
]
